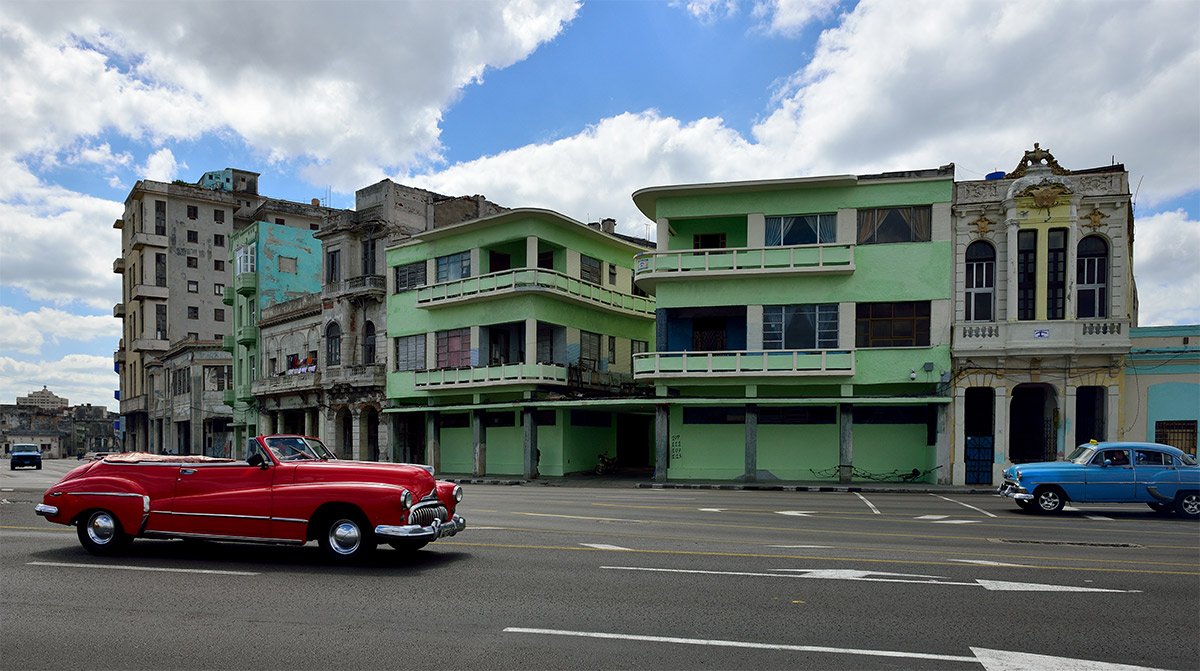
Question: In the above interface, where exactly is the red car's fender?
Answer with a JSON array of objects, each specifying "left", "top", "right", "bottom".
[
  {"left": 43, "top": 475, "right": 151, "bottom": 537},
  {"left": 271, "top": 481, "right": 413, "bottom": 542}
]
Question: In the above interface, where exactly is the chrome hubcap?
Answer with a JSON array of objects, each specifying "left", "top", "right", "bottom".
[
  {"left": 329, "top": 520, "right": 361, "bottom": 555},
  {"left": 1038, "top": 492, "right": 1059, "bottom": 511},
  {"left": 87, "top": 513, "right": 116, "bottom": 545},
  {"left": 1183, "top": 495, "right": 1199, "bottom": 516}
]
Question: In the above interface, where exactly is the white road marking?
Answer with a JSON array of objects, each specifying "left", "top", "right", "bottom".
[
  {"left": 1085, "top": 515, "right": 1115, "bottom": 521},
  {"left": 931, "top": 494, "right": 998, "bottom": 518},
  {"left": 775, "top": 510, "right": 817, "bottom": 517},
  {"left": 916, "top": 514, "right": 948, "bottom": 519},
  {"left": 971, "top": 646, "right": 1165, "bottom": 670},
  {"left": 931, "top": 519, "right": 981, "bottom": 524},
  {"left": 950, "top": 559, "right": 1030, "bottom": 568},
  {"left": 768, "top": 545, "right": 833, "bottom": 549},
  {"left": 468, "top": 526, "right": 505, "bottom": 530},
  {"left": 698, "top": 508, "right": 726, "bottom": 512},
  {"left": 518, "top": 512, "right": 645, "bottom": 523},
  {"left": 602, "top": 566, "right": 1139, "bottom": 593},
  {"left": 28, "top": 561, "right": 258, "bottom": 576},
  {"left": 581, "top": 543, "right": 633, "bottom": 551},
  {"left": 854, "top": 492, "right": 880, "bottom": 514}
]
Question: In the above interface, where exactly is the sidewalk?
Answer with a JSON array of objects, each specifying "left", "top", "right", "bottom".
[{"left": 442, "top": 471, "right": 997, "bottom": 495}]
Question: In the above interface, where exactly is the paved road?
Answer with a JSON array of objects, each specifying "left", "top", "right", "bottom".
[{"left": 2, "top": 460, "right": 1197, "bottom": 670}]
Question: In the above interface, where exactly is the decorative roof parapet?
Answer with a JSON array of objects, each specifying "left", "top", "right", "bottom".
[{"left": 1004, "top": 142, "right": 1070, "bottom": 179}]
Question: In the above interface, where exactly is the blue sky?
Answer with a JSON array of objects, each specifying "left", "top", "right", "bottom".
[{"left": 1, "top": 0, "right": 1197, "bottom": 411}]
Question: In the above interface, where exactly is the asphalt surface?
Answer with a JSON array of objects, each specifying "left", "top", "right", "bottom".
[{"left": 2, "top": 459, "right": 1198, "bottom": 670}]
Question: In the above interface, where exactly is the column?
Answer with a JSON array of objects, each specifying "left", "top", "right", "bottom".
[
  {"left": 303, "top": 409, "right": 314, "bottom": 438},
  {"left": 838, "top": 403, "right": 853, "bottom": 484},
  {"left": 425, "top": 412, "right": 441, "bottom": 473},
  {"left": 1063, "top": 383, "right": 1077, "bottom": 460},
  {"left": 379, "top": 412, "right": 393, "bottom": 462},
  {"left": 952, "top": 386, "right": 967, "bottom": 486},
  {"left": 523, "top": 406, "right": 538, "bottom": 479},
  {"left": 526, "top": 236, "right": 539, "bottom": 268},
  {"left": 1005, "top": 218, "right": 1020, "bottom": 321},
  {"left": 656, "top": 218, "right": 670, "bottom": 252},
  {"left": 992, "top": 386, "right": 1009, "bottom": 486},
  {"left": 746, "top": 305, "right": 764, "bottom": 351},
  {"left": 744, "top": 403, "right": 758, "bottom": 482},
  {"left": 935, "top": 404, "right": 950, "bottom": 485},
  {"left": 746, "top": 213, "right": 766, "bottom": 248},
  {"left": 525, "top": 318, "right": 538, "bottom": 366},
  {"left": 350, "top": 408, "right": 362, "bottom": 461},
  {"left": 1106, "top": 384, "right": 1120, "bottom": 442},
  {"left": 472, "top": 409, "right": 486, "bottom": 476},
  {"left": 655, "top": 404, "right": 669, "bottom": 482}
]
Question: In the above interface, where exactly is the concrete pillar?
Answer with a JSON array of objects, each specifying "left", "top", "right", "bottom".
[
  {"left": 379, "top": 412, "right": 392, "bottom": 462},
  {"left": 746, "top": 213, "right": 766, "bottom": 248},
  {"left": 992, "top": 386, "right": 1009, "bottom": 486},
  {"left": 303, "top": 409, "right": 314, "bottom": 438},
  {"left": 469, "top": 247, "right": 481, "bottom": 277},
  {"left": 426, "top": 412, "right": 440, "bottom": 473},
  {"left": 523, "top": 406, "right": 538, "bottom": 479},
  {"left": 952, "top": 386, "right": 967, "bottom": 486},
  {"left": 1106, "top": 384, "right": 1120, "bottom": 442},
  {"left": 526, "top": 236, "right": 539, "bottom": 268},
  {"left": 744, "top": 403, "right": 758, "bottom": 482},
  {"left": 935, "top": 404, "right": 951, "bottom": 485},
  {"left": 1006, "top": 218, "right": 1020, "bottom": 321},
  {"left": 350, "top": 408, "right": 362, "bottom": 461},
  {"left": 836, "top": 208, "right": 856, "bottom": 245},
  {"left": 838, "top": 403, "right": 853, "bottom": 484},
  {"left": 470, "top": 325, "right": 482, "bottom": 367},
  {"left": 1063, "top": 383, "right": 1077, "bottom": 460},
  {"left": 656, "top": 218, "right": 670, "bottom": 252},
  {"left": 655, "top": 404, "right": 669, "bottom": 482},
  {"left": 525, "top": 318, "right": 538, "bottom": 365},
  {"left": 472, "top": 409, "right": 486, "bottom": 476},
  {"left": 746, "top": 305, "right": 764, "bottom": 351}
]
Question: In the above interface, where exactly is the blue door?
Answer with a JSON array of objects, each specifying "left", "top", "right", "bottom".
[
  {"left": 1133, "top": 448, "right": 1178, "bottom": 502},
  {"left": 1083, "top": 448, "right": 1135, "bottom": 502}
]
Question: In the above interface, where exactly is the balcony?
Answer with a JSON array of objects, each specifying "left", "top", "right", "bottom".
[
  {"left": 416, "top": 268, "right": 655, "bottom": 317},
  {"left": 236, "top": 324, "right": 259, "bottom": 345},
  {"left": 222, "top": 389, "right": 236, "bottom": 406},
  {"left": 252, "top": 370, "right": 322, "bottom": 396},
  {"left": 223, "top": 286, "right": 235, "bottom": 305},
  {"left": 322, "top": 364, "right": 385, "bottom": 389},
  {"left": 130, "top": 231, "right": 168, "bottom": 250},
  {"left": 633, "top": 349, "right": 855, "bottom": 381},
  {"left": 113, "top": 303, "right": 125, "bottom": 318},
  {"left": 325, "top": 274, "right": 386, "bottom": 301},
  {"left": 131, "top": 283, "right": 169, "bottom": 301},
  {"left": 120, "top": 394, "right": 146, "bottom": 414},
  {"left": 113, "top": 258, "right": 125, "bottom": 274},
  {"left": 234, "top": 272, "right": 257, "bottom": 296},
  {"left": 953, "top": 319, "right": 1131, "bottom": 357},
  {"left": 131, "top": 336, "right": 169, "bottom": 352},
  {"left": 222, "top": 335, "right": 236, "bottom": 352},
  {"left": 413, "top": 363, "right": 570, "bottom": 390},
  {"left": 633, "top": 243, "right": 855, "bottom": 292}
]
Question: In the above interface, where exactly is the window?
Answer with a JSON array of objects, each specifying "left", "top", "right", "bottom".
[
  {"left": 214, "top": 209, "right": 225, "bottom": 224},
  {"left": 187, "top": 256, "right": 198, "bottom": 268},
  {"left": 436, "top": 328, "right": 470, "bottom": 368},
  {"left": 682, "top": 407, "right": 744, "bottom": 424},
  {"left": 214, "top": 283, "right": 224, "bottom": 295},
  {"left": 1047, "top": 228, "right": 1067, "bottom": 320},
  {"left": 580, "top": 331, "right": 601, "bottom": 369},
  {"left": 155, "top": 253, "right": 167, "bottom": 286},
  {"left": 275, "top": 218, "right": 285, "bottom": 225},
  {"left": 693, "top": 233, "right": 727, "bottom": 249},
  {"left": 154, "top": 200, "right": 166, "bottom": 235},
  {"left": 214, "top": 308, "right": 224, "bottom": 322},
  {"left": 631, "top": 339, "right": 648, "bottom": 369},
  {"left": 310, "top": 223, "right": 319, "bottom": 231},
  {"left": 204, "top": 365, "right": 232, "bottom": 391},
  {"left": 855, "top": 301, "right": 931, "bottom": 347},
  {"left": 187, "top": 280, "right": 199, "bottom": 293},
  {"left": 187, "top": 306, "right": 199, "bottom": 320},
  {"left": 278, "top": 256, "right": 297, "bottom": 274},
  {"left": 187, "top": 331, "right": 198, "bottom": 340},
  {"left": 1017, "top": 230, "right": 1037, "bottom": 320},
  {"left": 155, "top": 304, "right": 167, "bottom": 340},
  {"left": 580, "top": 255, "right": 602, "bottom": 284},
  {"left": 760, "top": 406, "right": 837, "bottom": 424},
  {"left": 326, "top": 322, "right": 342, "bottom": 366},
  {"left": 764, "top": 304, "right": 839, "bottom": 349},
  {"left": 214, "top": 233, "right": 225, "bottom": 247},
  {"left": 326, "top": 250, "right": 341, "bottom": 284},
  {"left": 214, "top": 259, "right": 225, "bottom": 272},
  {"left": 362, "top": 237, "right": 377, "bottom": 276},
  {"left": 1134, "top": 449, "right": 1171, "bottom": 466},
  {"left": 608, "top": 263, "right": 618, "bottom": 286},
  {"left": 394, "top": 262, "right": 426, "bottom": 292},
  {"left": 362, "top": 321, "right": 376, "bottom": 365},
  {"left": 171, "top": 369, "right": 191, "bottom": 395},
  {"left": 187, "top": 205, "right": 198, "bottom": 220},
  {"left": 766, "top": 213, "right": 836, "bottom": 246},
  {"left": 856, "top": 206, "right": 931, "bottom": 244},
  {"left": 235, "top": 244, "right": 256, "bottom": 274},
  {"left": 964, "top": 241, "right": 995, "bottom": 322},
  {"left": 187, "top": 229, "right": 198, "bottom": 243},
  {"left": 1077, "top": 236, "right": 1109, "bottom": 319},
  {"left": 435, "top": 252, "right": 470, "bottom": 282},
  {"left": 1155, "top": 420, "right": 1198, "bottom": 457},
  {"left": 608, "top": 335, "right": 616, "bottom": 364},
  {"left": 570, "top": 410, "right": 611, "bottom": 427},
  {"left": 394, "top": 335, "right": 426, "bottom": 372}
]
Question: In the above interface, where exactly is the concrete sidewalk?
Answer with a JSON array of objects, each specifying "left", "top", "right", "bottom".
[{"left": 442, "top": 472, "right": 996, "bottom": 495}]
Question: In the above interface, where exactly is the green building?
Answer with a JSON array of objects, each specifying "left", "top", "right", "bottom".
[
  {"left": 631, "top": 167, "right": 956, "bottom": 483},
  {"left": 225, "top": 221, "right": 323, "bottom": 456},
  {"left": 385, "top": 210, "right": 656, "bottom": 476}
]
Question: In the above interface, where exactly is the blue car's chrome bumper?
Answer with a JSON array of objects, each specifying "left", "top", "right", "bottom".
[
  {"left": 375, "top": 514, "right": 465, "bottom": 541},
  {"left": 997, "top": 482, "right": 1033, "bottom": 501}
]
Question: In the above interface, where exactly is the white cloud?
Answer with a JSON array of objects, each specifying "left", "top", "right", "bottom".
[
  {"left": 677, "top": 0, "right": 740, "bottom": 23},
  {"left": 1131, "top": 209, "right": 1200, "bottom": 327},
  {"left": 752, "top": 0, "right": 841, "bottom": 35},
  {"left": 65, "top": 142, "right": 133, "bottom": 170},
  {"left": 0, "top": 354, "right": 118, "bottom": 413},
  {"left": 0, "top": 306, "right": 121, "bottom": 356},
  {"left": 142, "top": 147, "right": 181, "bottom": 182}
]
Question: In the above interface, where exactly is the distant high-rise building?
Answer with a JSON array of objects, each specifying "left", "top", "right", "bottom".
[{"left": 15, "top": 386, "right": 68, "bottom": 410}]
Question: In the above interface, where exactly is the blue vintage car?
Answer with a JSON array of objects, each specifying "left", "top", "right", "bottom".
[{"left": 998, "top": 441, "right": 1199, "bottom": 518}]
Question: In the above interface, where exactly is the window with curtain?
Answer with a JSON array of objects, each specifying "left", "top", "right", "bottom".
[
  {"left": 856, "top": 206, "right": 932, "bottom": 244},
  {"left": 580, "top": 255, "right": 602, "bottom": 284},
  {"left": 326, "top": 322, "right": 342, "bottom": 366},
  {"left": 394, "top": 334, "right": 425, "bottom": 372},
  {"left": 763, "top": 304, "right": 839, "bottom": 349},
  {"left": 855, "top": 301, "right": 931, "bottom": 347},
  {"left": 766, "top": 213, "right": 836, "bottom": 246},
  {"left": 436, "top": 328, "right": 470, "bottom": 368},
  {"left": 1077, "top": 235, "right": 1109, "bottom": 319},
  {"left": 964, "top": 241, "right": 996, "bottom": 322},
  {"left": 435, "top": 252, "right": 470, "bottom": 282}
]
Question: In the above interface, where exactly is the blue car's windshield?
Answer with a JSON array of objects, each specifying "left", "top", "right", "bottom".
[{"left": 1066, "top": 446, "right": 1096, "bottom": 464}]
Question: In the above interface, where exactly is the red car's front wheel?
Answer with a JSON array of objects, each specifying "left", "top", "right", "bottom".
[{"left": 316, "top": 511, "right": 375, "bottom": 562}]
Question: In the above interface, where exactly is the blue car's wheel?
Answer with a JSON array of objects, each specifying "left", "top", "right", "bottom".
[
  {"left": 1175, "top": 492, "right": 1199, "bottom": 519},
  {"left": 1033, "top": 486, "right": 1065, "bottom": 513}
]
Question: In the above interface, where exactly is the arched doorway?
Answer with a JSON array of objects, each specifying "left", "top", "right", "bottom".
[
  {"left": 336, "top": 408, "right": 353, "bottom": 460},
  {"left": 362, "top": 406, "right": 380, "bottom": 461},
  {"left": 1009, "top": 384, "right": 1058, "bottom": 463}
]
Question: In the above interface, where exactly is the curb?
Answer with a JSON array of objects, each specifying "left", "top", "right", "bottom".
[{"left": 442, "top": 477, "right": 995, "bottom": 495}]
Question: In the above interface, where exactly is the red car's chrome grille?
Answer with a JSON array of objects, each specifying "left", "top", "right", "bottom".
[{"left": 409, "top": 504, "right": 448, "bottom": 527}]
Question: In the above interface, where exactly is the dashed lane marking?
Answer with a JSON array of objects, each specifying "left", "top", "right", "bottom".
[
  {"left": 854, "top": 493, "right": 881, "bottom": 515},
  {"left": 930, "top": 494, "right": 998, "bottom": 518},
  {"left": 28, "top": 561, "right": 258, "bottom": 576},
  {"left": 581, "top": 543, "right": 633, "bottom": 551}
]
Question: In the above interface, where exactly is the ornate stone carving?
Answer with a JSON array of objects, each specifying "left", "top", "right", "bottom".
[
  {"left": 1020, "top": 182, "right": 1072, "bottom": 208},
  {"left": 971, "top": 215, "right": 993, "bottom": 236},
  {"left": 1083, "top": 208, "right": 1108, "bottom": 231},
  {"left": 955, "top": 182, "right": 1002, "bottom": 204},
  {"left": 1006, "top": 142, "right": 1071, "bottom": 178}
]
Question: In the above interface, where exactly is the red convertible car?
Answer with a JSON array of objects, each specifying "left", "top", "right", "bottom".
[{"left": 34, "top": 434, "right": 465, "bottom": 562}]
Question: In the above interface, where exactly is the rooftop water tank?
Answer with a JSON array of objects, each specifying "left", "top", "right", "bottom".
[{"left": 985, "top": 171, "right": 1006, "bottom": 180}]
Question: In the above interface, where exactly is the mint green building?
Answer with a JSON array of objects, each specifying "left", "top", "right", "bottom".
[
  {"left": 385, "top": 210, "right": 656, "bottom": 476},
  {"left": 225, "top": 221, "right": 323, "bottom": 455},
  {"left": 632, "top": 167, "right": 956, "bottom": 483}
]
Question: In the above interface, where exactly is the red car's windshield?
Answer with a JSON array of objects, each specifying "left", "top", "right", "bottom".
[{"left": 263, "top": 436, "right": 336, "bottom": 462}]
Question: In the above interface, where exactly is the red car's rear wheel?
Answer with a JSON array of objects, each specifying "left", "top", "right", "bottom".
[{"left": 77, "top": 509, "right": 132, "bottom": 555}]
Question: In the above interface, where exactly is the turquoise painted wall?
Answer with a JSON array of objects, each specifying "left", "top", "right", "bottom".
[
  {"left": 1145, "top": 382, "right": 1200, "bottom": 442},
  {"left": 256, "top": 223, "right": 321, "bottom": 308}
]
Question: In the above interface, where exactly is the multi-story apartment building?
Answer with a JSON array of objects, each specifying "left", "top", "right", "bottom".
[
  {"left": 146, "top": 338, "right": 233, "bottom": 455},
  {"left": 251, "top": 293, "right": 323, "bottom": 442},
  {"left": 1122, "top": 325, "right": 1199, "bottom": 456},
  {"left": 114, "top": 168, "right": 333, "bottom": 452},
  {"left": 1, "top": 403, "right": 117, "bottom": 458},
  {"left": 631, "top": 167, "right": 956, "bottom": 483},
  {"left": 950, "top": 145, "right": 1135, "bottom": 485},
  {"left": 15, "top": 386, "right": 69, "bottom": 410},
  {"left": 386, "top": 210, "right": 656, "bottom": 477}
]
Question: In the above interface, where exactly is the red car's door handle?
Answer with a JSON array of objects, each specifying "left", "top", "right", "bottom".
[{"left": 180, "top": 468, "right": 197, "bottom": 475}]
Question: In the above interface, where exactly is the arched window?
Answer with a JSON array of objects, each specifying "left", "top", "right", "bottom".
[
  {"left": 326, "top": 322, "right": 342, "bottom": 366},
  {"left": 362, "top": 321, "right": 376, "bottom": 365},
  {"left": 1077, "top": 236, "right": 1108, "bottom": 318},
  {"left": 965, "top": 241, "right": 995, "bottom": 322}
]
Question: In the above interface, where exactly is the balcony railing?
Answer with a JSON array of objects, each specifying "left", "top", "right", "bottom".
[
  {"left": 130, "top": 231, "right": 168, "bottom": 250},
  {"left": 113, "top": 258, "right": 125, "bottom": 274},
  {"left": 222, "top": 389, "right": 236, "bottom": 406},
  {"left": 322, "top": 364, "right": 385, "bottom": 388},
  {"left": 325, "top": 274, "right": 386, "bottom": 301},
  {"left": 633, "top": 349, "right": 855, "bottom": 380},
  {"left": 235, "top": 272, "right": 257, "bottom": 296},
  {"left": 252, "top": 370, "right": 321, "bottom": 396},
  {"left": 236, "top": 324, "right": 259, "bottom": 345},
  {"left": 131, "top": 337, "right": 169, "bottom": 351},
  {"left": 131, "top": 283, "right": 169, "bottom": 300},
  {"left": 953, "top": 319, "right": 1131, "bottom": 355},
  {"left": 416, "top": 268, "right": 654, "bottom": 316},
  {"left": 634, "top": 243, "right": 854, "bottom": 287},
  {"left": 413, "top": 362, "right": 570, "bottom": 389},
  {"left": 223, "top": 286, "right": 235, "bottom": 306},
  {"left": 222, "top": 335, "right": 236, "bottom": 352},
  {"left": 113, "top": 303, "right": 125, "bottom": 318}
]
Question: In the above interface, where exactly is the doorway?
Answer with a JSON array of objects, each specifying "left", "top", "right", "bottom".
[{"left": 1009, "top": 384, "right": 1058, "bottom": 463}]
